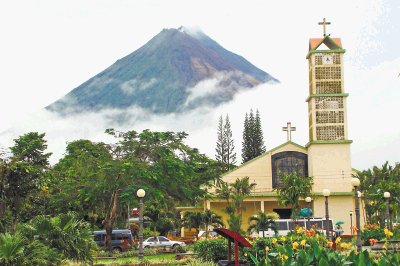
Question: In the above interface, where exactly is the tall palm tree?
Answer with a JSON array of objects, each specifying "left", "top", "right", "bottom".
[
  {"left": 202, "top": 210, "right": 224, "bottom": 237},
  {"left": 247, "top": 212, "right": 278, "bottom": 238},
  {"left": 182, "top": 212, "right": 204, "bottom": 239}
]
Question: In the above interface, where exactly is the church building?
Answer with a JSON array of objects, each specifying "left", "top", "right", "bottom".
[{"left": 181, "top": 20, "right": 364, "bottom": 236}]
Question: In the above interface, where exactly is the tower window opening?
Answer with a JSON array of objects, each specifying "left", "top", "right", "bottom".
[
  {"left": 315, "top": 66, "right": 341, "bottom": 79},
  {"left": 316, "top": 111, "right": 344, "bottom": 124},
  {"left": 315, "top": 81, "right": 342, "bottom": 94},
  {"left": 315, "top": 97, "right": 343, "bottom": 109},
  {"left": 316, "top": 125, "right": 345, "bottom": 140}
]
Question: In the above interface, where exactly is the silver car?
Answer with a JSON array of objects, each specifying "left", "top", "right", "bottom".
[{"left": 142, "top": 236, "right": 186, "bottom": 249}]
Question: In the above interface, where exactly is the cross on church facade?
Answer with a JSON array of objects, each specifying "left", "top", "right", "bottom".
[
  {"left": 282, "top": 122, "right": 296, "bottom": 141},
  {"left": 318, "top": 18, "right": 331, "bottom": 36}
]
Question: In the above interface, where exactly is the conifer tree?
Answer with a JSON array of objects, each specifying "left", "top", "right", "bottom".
[
  {"left": 224, "top": 115, "right": 236, "bottom": 170},
  {"left": 215, "top": 115, "right": 237, "bottom": 172},
  {"left": 242, "top": 109, "right": 266, "bottom": 163},
  {"left": 254, "top": 110, "right": 266, "bottom": 155},
  {"left": 215, "top": 115, "right": 225, "bottom": 165}
]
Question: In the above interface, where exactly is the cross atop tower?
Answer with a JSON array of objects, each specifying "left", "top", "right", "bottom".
[
  {"left": 282, "top": 122, "right": 296, "bottom": 141},
  {"left": 318, "top": 18, "right": 331, "bottom": 36}
]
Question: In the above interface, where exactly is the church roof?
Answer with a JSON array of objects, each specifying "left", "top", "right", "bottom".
[
  {"left": 307, "top": 35, "right": 345, "bottom": 59},
  {"left": 309, "top": 36, "right": 342, "bottom": 50},
  {"left": 220, "top": 141, "right": 306, "bottom": 177}
]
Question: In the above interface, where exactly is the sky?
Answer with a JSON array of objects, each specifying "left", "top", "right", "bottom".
[{"left": 0, "top": 0, "right": 399, "bottom": 170}]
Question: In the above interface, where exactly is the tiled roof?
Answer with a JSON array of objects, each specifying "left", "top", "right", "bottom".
[{"left": 309, "top": 37, "right": 342, "bottom": 50}]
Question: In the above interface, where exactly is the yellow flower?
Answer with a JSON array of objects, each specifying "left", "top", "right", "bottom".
[
  {"left": 292, "top": 242, "right": 299, "bottom": 250},
  {"left": 327, "top": 241, "right": 333, "bottom": 248},
  {"left": 335, "top": 237, "right": 341, "bottom": 244},
  {"left": 279, "top": 253, "right": 289, "bottom": 261},
  {"left": 296, "top": 226, "right": 304, "bottom": 234},
  {"left": 300, "top": 239, "right": 306, "bottom": 246},
  {"left": 384, "top": 228, "right": 393, "bottom": 238},
  {"left": 265, "top": 246, "right": 270, "bottom": 252},
  {"left": 271, "top": 238, "right": 278, "bottom": 245},
  {"left": 280, "top": 236, "right": 286, "bottom": 242}
]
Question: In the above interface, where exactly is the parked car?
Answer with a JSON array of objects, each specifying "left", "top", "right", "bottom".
[
  {"left": 93, "top": 229, "right": 133, "bottom": 251},
  {"left": 197, "top": 230, "right": 219, "bottom": 239},
  {"left": 142, "top": 236, "right": 186, "bottom": 249}
]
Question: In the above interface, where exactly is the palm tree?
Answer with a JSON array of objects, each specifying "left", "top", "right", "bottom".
[
  {"left": 182, "top": 212, "right": 204, "bottom": 239},
  {"left": 0, "top": 233, "right": 25, "bottom": 266},
  {"left": 247, "top": 212, "right": 278, "bottom": 238},
  {"left": 19, "top": 212, "right": 95, "bottom": 264},
  {"left": 202, "top": 210, "right": 224, "bottom": 237}
]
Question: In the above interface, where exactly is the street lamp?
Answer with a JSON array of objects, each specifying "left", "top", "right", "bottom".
[
  {"left": 351, "top": 177, "right": 362, "bottom": 252},
  {"left": 349, "top": 211, "right": 353, "bottom": 236},
  {"left": 322, "top": 189, "right": 330, "bottom": 239},
  {"left": 137, "top": 189, "right": 146, "bottom": 260},
  {"left": 384, "top": 192, "right": 391, "bottom": 229},
  {"left": 305, "top": 196, "right": 312, "bottom": 229}
]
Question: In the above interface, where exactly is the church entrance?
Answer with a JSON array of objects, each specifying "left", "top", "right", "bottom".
[{"left": 273, "top": 208, "right": 292, "bottom": 219}]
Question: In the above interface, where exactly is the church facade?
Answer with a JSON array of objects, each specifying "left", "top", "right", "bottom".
[{"left": 181, "top": 22, "right": 364, "bottom": 236}]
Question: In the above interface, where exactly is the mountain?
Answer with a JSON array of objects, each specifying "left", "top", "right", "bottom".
[{"left": 47, "top": 27, "right": 278, "bottom": 114}]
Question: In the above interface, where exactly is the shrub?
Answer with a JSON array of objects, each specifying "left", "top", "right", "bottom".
[
  {"left": 193, "top": 239, "right": 227, "bottom": 262},
  {"left": 361, "top": 224, "right": 385, "bottom": 245}
]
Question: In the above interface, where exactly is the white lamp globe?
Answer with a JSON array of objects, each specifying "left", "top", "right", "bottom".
[
  {"left": 351, "top": 177, "right": 360, "bottom": 187},
  {"left": 305, "top": 196, "right": 312, "bottom": 203},
  {"left": 384, "top": 192, "right": 391, "bottom": 198},
  {"left": 137, "top": 189, "right": 146, "bottom": 198},
  {"left": 322, "top": 189, "right": 330, "bottom": 197}
]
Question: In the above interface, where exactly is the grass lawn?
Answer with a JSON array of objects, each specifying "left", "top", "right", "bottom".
[{"left": 94, "top": 253, "right": 181, "bottom": 265}]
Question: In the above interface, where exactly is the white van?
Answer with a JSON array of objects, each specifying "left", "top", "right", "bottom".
[{"left": 255, "top": 217, "right": 333, "bottom": 237}]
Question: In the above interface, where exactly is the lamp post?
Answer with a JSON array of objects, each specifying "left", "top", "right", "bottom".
[
  {"left": 349, "top": 211, "right": 353, "bottom": 236},
  {"left": 351, "top": 177, "right": 362, "bottom": 252},
  {"left": 322, "top": 189, "right": 330, "bottom": 239},
  {"left": 384, "top": 192, "right": 391, "bottom": 229},
  {"left": 137, "top": 189, "right": 146, "bottom": 260},
  {"left": 305, "top": 196, "right": 312, "bottom": 229}
]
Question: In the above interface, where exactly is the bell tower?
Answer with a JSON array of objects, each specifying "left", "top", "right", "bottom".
[{"left": 306, "top": 19, "right": 353, "bottom": 192}]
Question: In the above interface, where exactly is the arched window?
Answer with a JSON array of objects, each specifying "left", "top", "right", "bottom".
[{"left": 271, "top": 151, "right": 308, "bottom": 188}]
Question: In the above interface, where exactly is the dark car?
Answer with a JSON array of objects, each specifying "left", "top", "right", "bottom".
[{"left": 93, "top": 229, "right": 133, "bottom": 251}]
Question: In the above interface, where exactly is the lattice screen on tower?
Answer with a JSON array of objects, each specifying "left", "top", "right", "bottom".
[
  {"left": 315, "top": 66, "right": 341, "bottom": 79},
  {"left": 315, "top": 55, "right": 323, "bottom": 65},
  {"left": 316, "top": 111, "right": 344, "bottom": 124},
  {"left": 315, "top": 97, "right": 343, "bottom": 109},
  {"left": 316, "top": 81, "right": 342, "bottom": 94},
  {"left": 316, "top": 125, "right": 345, "bottom": 140},
  {"left": 333, "top": 54, "right": 341, "bottom": 64}
]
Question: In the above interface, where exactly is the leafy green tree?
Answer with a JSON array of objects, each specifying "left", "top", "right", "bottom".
[
  {"left": 1, "top": 132, "right": 51, "bottom": 231},
  {"left": 247, "top": 211, "right": 278, "bottom": 238},
  {"left": 52, "top": 129, "right": 218, "bottom": 250},
  {"left": 242, "top": 109, "right": 265, "bottom": 163},
  {"left": 274, "top": 172, "right": 313, "bottom": 220},
  {"left": 357, "top": 162, "right": 400, "bottom": 225}
]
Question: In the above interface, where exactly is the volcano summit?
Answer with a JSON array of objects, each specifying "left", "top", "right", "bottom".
[{"left": 47, "top": 27, "right": 278, "bottom": 115}]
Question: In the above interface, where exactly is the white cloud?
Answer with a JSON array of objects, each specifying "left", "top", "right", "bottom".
[{"left": 0, "top": 0, "right": 398, "bottom": 171}]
